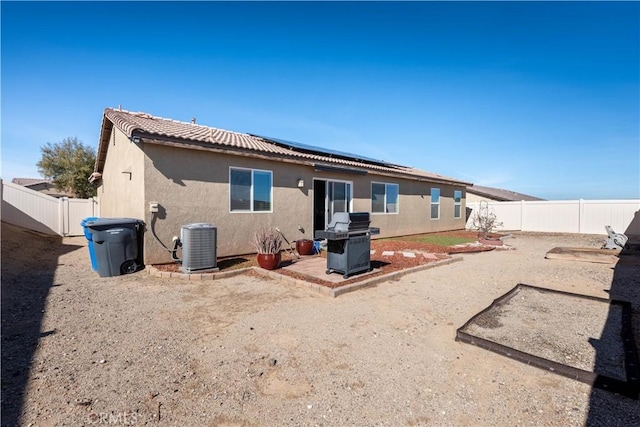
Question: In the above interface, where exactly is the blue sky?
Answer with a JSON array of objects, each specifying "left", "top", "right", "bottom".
[{"left": 2, "top": 1, "right": 638, "bottom": 200}]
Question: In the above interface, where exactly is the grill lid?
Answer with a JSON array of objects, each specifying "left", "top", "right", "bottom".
[{"left": 327, "top": 212, "right": 370, "bottom": 232}]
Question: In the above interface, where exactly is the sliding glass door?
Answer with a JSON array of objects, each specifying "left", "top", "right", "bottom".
[
  {"left": 313, "top": 179, "right": 353, "bottom": 232},
  {"left": 327, "top": 180, "right": 352, "bottom": 226}
]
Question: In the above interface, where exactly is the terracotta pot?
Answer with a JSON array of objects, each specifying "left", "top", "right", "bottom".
[
  {"left": 256, "top": 253, "right": 281, "bottom": 270},
  {"left": 296, "top": 239, "right": 314, "bottom": 256}
]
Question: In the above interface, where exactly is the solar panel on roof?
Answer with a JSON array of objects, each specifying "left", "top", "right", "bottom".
[{"left": 253, "top": 134, "right": 399, "bottom": 168}]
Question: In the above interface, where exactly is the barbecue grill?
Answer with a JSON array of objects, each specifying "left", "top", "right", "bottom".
[{"left": 315, "top": 212, "right": 380, "bottom": 279}]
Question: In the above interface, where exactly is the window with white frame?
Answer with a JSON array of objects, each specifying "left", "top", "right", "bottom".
[
  {"left": 430, "top": 188, "right": 440, "bottom": 219},
  {"left": 229, "top": 167, "right": 272, "bottom": 212},
  {"left": 371, "top": 182, "right": 399, "bottom": 214},
  {"left": 453, "top": 190, "right": 462, "bottom": 219}
]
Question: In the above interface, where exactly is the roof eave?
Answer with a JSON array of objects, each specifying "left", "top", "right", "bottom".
[
  {"left": 93, "top": 111, "right": 113, "bottom": 175},
  {"left": 142, "top": 136, "right": 470, "bottom": 187}
]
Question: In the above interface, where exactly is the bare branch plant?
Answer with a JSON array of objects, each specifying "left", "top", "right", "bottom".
[
  {"left": 470, "top": 202, "right": 503, "bottom": 238},
  {"left": 251, "top": 227, "right": 283, "bottom": 254}
]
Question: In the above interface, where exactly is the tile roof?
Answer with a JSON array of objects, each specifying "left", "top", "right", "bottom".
[
  {"left": 95, "top": 108, "right": 471, "bottom": 186},
  {"left": 10, "top": 178, "right": 69, "bottom": 197},
  {"left": 11, "top": 178, "right": 52, "bottom": 187},
  {"left": 467, "top": 184, "right": 545, "bottom": 201}
]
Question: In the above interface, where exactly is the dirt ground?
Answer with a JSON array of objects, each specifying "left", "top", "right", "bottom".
[{"left": 2, "top": 222, "right": 639, "bottom": 426}]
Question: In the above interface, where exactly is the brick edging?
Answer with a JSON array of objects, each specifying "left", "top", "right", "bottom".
[
  {"left": 330, "top": 257, "right": 462, "bottom": 297},
  {"left": 146, "top": 256, "right": 462, "bottom": 297},
  {"left": 250, "top": 257, "right": 463, "bottom": 298},
  {"left": 145, "top": 265, "right": 252, "bottom": 281}
]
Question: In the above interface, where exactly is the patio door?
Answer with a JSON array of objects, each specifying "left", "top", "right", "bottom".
[{"left": 313, "top": 179, "right": 352, "bottom": 233}]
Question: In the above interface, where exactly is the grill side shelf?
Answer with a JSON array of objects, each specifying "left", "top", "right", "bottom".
[{"left": 315, "top": 230, "right": 349, "bottom": 240}]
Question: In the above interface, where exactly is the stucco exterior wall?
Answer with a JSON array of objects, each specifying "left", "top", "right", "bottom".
[
  {"left": 142, "top": 144, "right": 318, "bottom": 263},
  {"left": 364, "top": 178, "right": 466, "bottom": 238},
  {"left": 97, "top": 135, "right": 467, "bottom": 264},
  {"left": 95, "top": 128, "right": 146, "bottom": 220},
  {"left": 142, "top": 142, "right": 467, "bottom": 263}
]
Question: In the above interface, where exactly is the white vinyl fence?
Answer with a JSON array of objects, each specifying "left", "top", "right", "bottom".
[
  {"left": 466, "top": 199, "right": 640, "bottom": 236},
  {"left": 1, "top": 179, "right": 100, "bottom": 236}
]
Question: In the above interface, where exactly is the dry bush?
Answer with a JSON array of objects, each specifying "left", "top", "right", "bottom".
[{"left": 250, "top": 227, "right": 283, "bottom": 254}]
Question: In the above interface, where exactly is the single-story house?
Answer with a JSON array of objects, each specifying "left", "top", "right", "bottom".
[
  {"left": 11, "top": 178, "right": 68, "bottom": 198},
  {"left": 90, "top": 108, "right": 472, "bottom": 264},
  {"left": 466, "top": 184, "right": 545, "bottom": 203}
]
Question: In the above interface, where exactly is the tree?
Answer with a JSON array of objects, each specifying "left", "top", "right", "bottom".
[{"left": 37, "top": 137, "right": 97, "bottom": 198}]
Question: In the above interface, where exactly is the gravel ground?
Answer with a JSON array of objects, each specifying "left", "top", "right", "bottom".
[{"left": 2, "top": 223, "right": 639, "bottom": 426}]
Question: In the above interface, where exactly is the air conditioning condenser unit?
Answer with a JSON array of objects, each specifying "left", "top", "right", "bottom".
[{"left": 180, "top": 223, "right": 218, "bottom": 273}]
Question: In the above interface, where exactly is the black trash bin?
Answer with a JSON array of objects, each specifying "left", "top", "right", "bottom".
[{"left": 84, "top": 218, "right": 145, "bottom": 277}]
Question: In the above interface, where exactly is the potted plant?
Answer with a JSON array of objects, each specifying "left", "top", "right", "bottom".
[
  {"left": 251, "top": 227, "right": 283, "bottom": 270},
  {"left": 295, "top": 225, "right": 315, "bottom": 256}
]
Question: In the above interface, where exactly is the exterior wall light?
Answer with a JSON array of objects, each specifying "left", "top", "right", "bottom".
[{"left": 297, "top": 179, "right": 305, "bottom": 188}]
